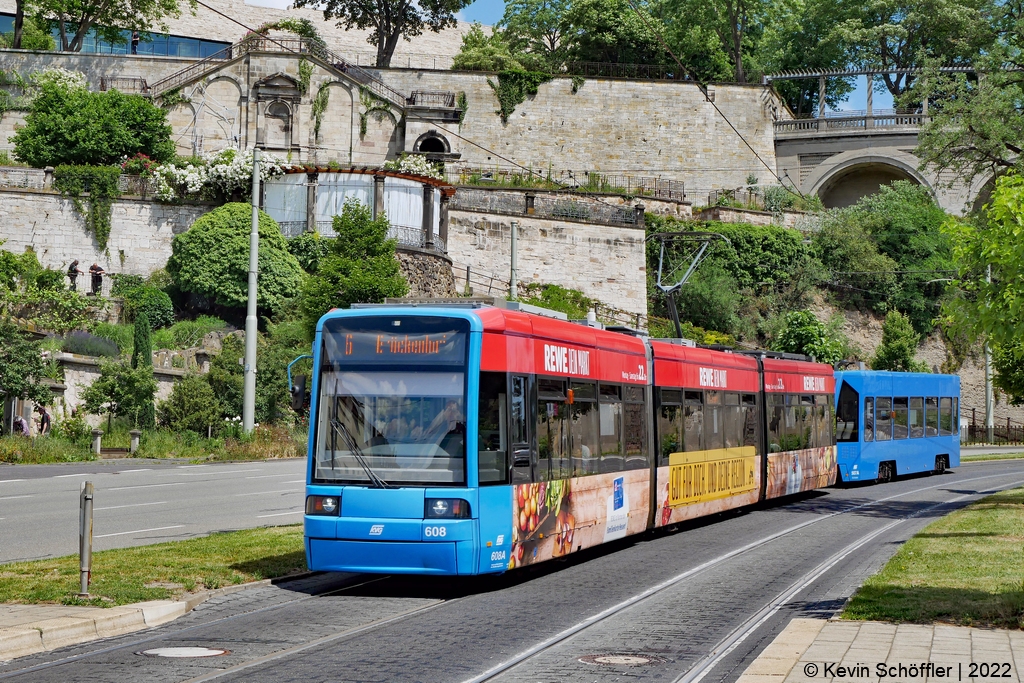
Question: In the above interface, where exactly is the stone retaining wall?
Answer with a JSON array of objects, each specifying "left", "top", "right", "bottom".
[{"left": 397, "top": 248, "right": 457, "bottom": 298}]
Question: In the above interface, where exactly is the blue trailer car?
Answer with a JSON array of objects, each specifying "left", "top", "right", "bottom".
[{"left": 834, "top": 371, "right": 960, "bottom": 483}]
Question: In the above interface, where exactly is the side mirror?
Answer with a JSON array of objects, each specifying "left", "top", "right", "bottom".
[{"left": 290, "top": 374, "right": 307, "bottom": 412}]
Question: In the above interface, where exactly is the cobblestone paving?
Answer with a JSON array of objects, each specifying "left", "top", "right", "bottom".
[{"left": 2, "top": 461, "right": 1023, "bottom": 683}]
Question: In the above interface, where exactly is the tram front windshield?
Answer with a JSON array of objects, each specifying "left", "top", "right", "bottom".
[{"left": 313, "top": 316, "right": 469, "bottom": 486}]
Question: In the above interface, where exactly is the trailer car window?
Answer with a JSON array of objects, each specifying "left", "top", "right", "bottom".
[
  {"left": 925, "top": 397, "right": 939, "bottom": 436},
  {"left": 742, "top": 394, "right": 758, "bottom": 447},
  {"left": 684, "top": 391, "right": 703, "bottom": 452},
  {"left": 893, "top": 397, "right": 909, "bottom": 439},
  {"left": 836, "top": 382, "right": 858, "bottom": 442},
  {"left": 939, "top": 397, "right": 953, "bottom": 436},
  {"left": 658, "top": 403, "right": 682, "bottom": 466},
  {"left": 705, "top": 391, "right": 724, "bottom": 451},
  {"left": 624, "top": 386, "right": 647, "bottom": 469},
  {"left": 768, "top": 394, "right": 785, "bottom": 452},
  {"left": 909, "top": 397, "right": 924, "bottom": 438},
  {"left": 864, "top": 397, "right": 874, "bottom": 442},
  {"left": 876, "top": 397, "right": 892, "bottom": 441},
  {"left": 953, "top": 398, "right": 959, "bottom": 435}
]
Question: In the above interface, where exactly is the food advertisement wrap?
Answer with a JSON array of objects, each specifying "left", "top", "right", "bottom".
[
  {"left": 765, "top": 446, "right": 837, "bottom": 499},
  {"left": 510, "top": 469, "right": 650, "bottom": 568},
  {"left": 655, "top": 446, "right": 761, "bottom": 527}
]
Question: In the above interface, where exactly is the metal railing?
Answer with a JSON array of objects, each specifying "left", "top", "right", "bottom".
[
  {"left": 409, "top": 90, "right": 456, "bottom": 107},
  {"left": 280, "top": 220, "right": 444, "bottom": 253},
  {"left": 962, "top": 409, "right": 1024, "bottom": 445},
  {"left": 449, "top": 187, "right": 642, "bottom": 227},
  {"left": 149, "top": 36, "right": 408, "bottom": 107},
  {"left": 775, "top": 111, "right": 927, "bottom": 134},
  {"left": 0, "top": 167, "right": 46, "bottom": 190},
  {"left": 563, "top": 62, "right": 689, "bottom": 81},
  {"left": 99, "top": 77, "right": 149, "bottom": 94},
  {"left": 446, "top": 168, "right": 686, "bottom": 202}
]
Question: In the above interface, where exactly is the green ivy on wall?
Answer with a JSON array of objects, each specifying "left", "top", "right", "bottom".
[
  {"left": 571, "top": 76, "right": 586, "bottom": 94},
  {"left": 312, "top": 83, "right": 330, "bottom": 140},
  {"left": 486, "top": 71, "right": 552, "bottom": 124},
  {"left": 157, "top": 87, "right": 191, "bottom": 108},
  {"left": 297, "top": 58, "right": 313, "bottom": 95},
  {"left": 53, "top": 165, "right": 122, "bottom": 251},
  {"left": 456, "top": 91, "right": 468, "bottom": 128},
  {"left": 359, "top": 87, "right": 392, "bottom": 139}
]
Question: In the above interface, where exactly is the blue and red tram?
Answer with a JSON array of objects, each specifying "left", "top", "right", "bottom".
[{"left": 303, "top": 303, "right": 837, "bottom": 576}]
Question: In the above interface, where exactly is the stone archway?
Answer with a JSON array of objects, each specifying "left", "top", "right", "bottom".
[{"left": 805, "top": 149, "right": 934, "bottom": 209}]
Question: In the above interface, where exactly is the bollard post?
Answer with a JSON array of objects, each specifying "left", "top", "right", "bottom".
[
  {"left": 79, "top": 481, "right": 94, "bottom": 597},
  {"left": 129, "top": 429, "right": 141, "bottom": 454},
  {"left": 91, "top": 429, "right": 103, "bottom": 455}
]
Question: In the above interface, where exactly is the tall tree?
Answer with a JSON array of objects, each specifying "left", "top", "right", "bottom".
[
  {"left": 0, "top": 318, "right": 51, "bottom": 409},
  {"left": 915, "top": 2, "right": 1024, "bottom": 185},
  {"left": 661, "top": 0, "right": 771, "bottom": 83},
  {"left": 131, "top": 311, "right": 155, "bottom": 429},
  {"left": 294, "top": 0, "right": 473, "bottom": 67},
  {"left": 560, "top": 0, "right": 664, "bottom": 65},
  {"left": 34, "top": 0, "right": 195, "bottom": 52},
  {"left": 831, "top": 0, "right": 996, "bottom": 98},
  {"left": 872, "top": 310, "right": 925, "bottom": 371},
  {"left": 500, "top": 0, "right": 570, "bottom": 69}
]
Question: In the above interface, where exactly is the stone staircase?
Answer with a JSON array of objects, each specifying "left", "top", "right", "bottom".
[{"left": 149, "top": 35, "right": 409, "bottom": 110}]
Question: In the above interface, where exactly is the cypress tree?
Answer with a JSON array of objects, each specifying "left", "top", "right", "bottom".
[{"left": 131, "top": 311, "right": 156, "bottom": 428}]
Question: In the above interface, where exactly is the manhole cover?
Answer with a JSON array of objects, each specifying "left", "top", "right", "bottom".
[
  {"left": 137, "top": 647, "right": 231, "bottom": 658},
  {"left": 579, "top": 654, "right": 666, "bottom": 666}
]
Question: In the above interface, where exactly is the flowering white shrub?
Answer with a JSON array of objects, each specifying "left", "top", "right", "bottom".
[
  {"left": 151, "top": 147, "right": 286, "bottom": 202},
  {"left": 30, "top": 67, "right": 87, "bottom": 91},
  {"left": 383, "top": 153, "right": 444, "bottom": 180}
]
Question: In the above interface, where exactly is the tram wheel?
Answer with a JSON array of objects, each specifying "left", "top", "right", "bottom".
[
  {"left": 877, "top": 461, "right": 895, "bottom": 484},
  {"left": 934, "top": 455, "right": 947, "bottom": 475}
]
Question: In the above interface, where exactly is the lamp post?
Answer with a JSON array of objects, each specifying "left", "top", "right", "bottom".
[{"left": 242, "top": 148, "right": 260, "bottom": 435}]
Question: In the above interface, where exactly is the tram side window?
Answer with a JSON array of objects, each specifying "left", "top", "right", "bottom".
[
  {"left": 909, "top": 397, "right": 924, "bottom": 438},
  {"left": 815, "top": 394, "right": 832, "bottom": 446},
  {"left": 939, "top": 397, "right": 953, "bottom": 436},
  {"left": 953, "top": 397, "right": 959, "bottom": 435},
  {"left": 925, "top": 397, "right": 939, "bottom": 436},
  {"left": 537, "top": 378, "right": 569, "bottom": 481},
  {"left": 705, "top": 390, "right": 724, "bottom": 451},
  {"left": 511, "top": 375, "right": 532, "bottom": 483},
  {"left": 893, "top": 397, "right": 909, "bottom": 439},
  {"left": 684, "top": 391, "right": 703, "bottom": 452},
  {"left": 796, "top": 395, "right": 815, "bottom": 449},
  {"left": 624, "top": 385, "right": 648, "bottom": 469},
  {"left": 876, "top": 397, "right": 893, "bottom": 441},
  {"left": 477, "top": 372, "right": 508, "bottom": 485},
  {"left": 571, "top": 381, "right": 601, "bottom": 475},
  {"left": 768, "top": 394, "right": 786, "bottom": 452},
  {"left": 658, "top": 389, "right": 683, "bottom": 466},
  {"left": 741, "top": 394, "right": 758, "bottom": 447},
  {"left": 599, "top": 384, "right": 624, "bottom": 473},
  {"left": 724, "top": 392, "right": 742, "bottom": 448},
  {"left": 864, "top": 397, "right": 874, "bottom": 442},
  {"left": 836, "top": 382, "right": 859, "bottom": 442}
]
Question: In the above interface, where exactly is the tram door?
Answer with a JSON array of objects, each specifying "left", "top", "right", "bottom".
[{"left": 510, "top": 375, "right": 533, "bottom": 483}]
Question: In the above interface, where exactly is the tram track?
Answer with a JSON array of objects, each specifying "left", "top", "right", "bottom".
[
  {"left": 461, "top": 472, "right": 1024, "bottom": 683},
  {"left": 2, "top": 465, "right": 1021, "bottom": 682}
]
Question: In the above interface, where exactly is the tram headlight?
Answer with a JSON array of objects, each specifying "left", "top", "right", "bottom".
[
  {"left": 305, "top": 495, "right": 340, "bottom": 516},
  {"left": 425, "top": 498, "right": 471, "bottom": 519}
]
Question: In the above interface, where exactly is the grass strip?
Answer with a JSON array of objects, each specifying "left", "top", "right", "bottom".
[
  {"left": 0, "top": 525, "right": 305, "bottom": 607},
  {"left": 842, "top": 486, "right": 1024, "bottom": 628},
  {"left": 962, "top": 452, "right": 1024, "bottom": 462}
]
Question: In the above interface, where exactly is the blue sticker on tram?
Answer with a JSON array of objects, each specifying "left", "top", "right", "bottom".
[{"left": 613, "top": 477, "right": 624, "bottom": 510}]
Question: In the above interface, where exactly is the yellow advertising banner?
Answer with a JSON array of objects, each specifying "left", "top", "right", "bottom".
[{"left": 668, "top": 447, "right": 758, "bottom": 507}]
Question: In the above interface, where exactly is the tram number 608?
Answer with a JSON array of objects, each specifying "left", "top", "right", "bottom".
[{"left": 424, "top": 526, "right": 447, "bottom": 537}]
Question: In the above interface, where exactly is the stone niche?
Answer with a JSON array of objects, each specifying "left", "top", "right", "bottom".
[{"left": 255, "top": 73, "right": 302, "bottom": 154}]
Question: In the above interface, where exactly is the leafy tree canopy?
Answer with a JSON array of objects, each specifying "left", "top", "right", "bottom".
[
  {"left": 561, "top": 0, "right": 663, "bottom": 64},
  {"left": 0, "top": 17, "right": 55, "bottom": 50},
  {"left": 0, "top": 318, "right": 52, "bottom": 406},
  {"left": 452, "top": 23, "right": 536, "bottom": 72},
  {"left": 167, "top": 203, "right": 305, "bottom": 314},
  {"left": 872, "top": 310, "right": 926, "bottom": 371},
  {"left": 80, "top": 359, "right": 157, "bottom": 427},
  {"left": 12, "top": 81, "right": 174, "bottom": 167},
  {"left": 34, "top": 0, "right": 195, "bottom": 52},
  {"left": 772, "top": 310, "right": 847, "bottom": 364},
  {"left": 500, "top": 0, "right": 570, "bottom": 68},
  {"left": 300, "top": 198, "right": 408, "bottom": 338},
  {"left": 158, "top": 374, "right": 221, "bottom": 434},
  {"left": 294, "top": 0, "right": 472, "bottom": 67}
]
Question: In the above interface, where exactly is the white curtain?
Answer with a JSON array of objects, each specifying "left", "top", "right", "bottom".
[
  {"left": 383, "top": 178, "right": 423, "bottom": 229},
  {"left": 317, "top": 173, "right": 374, "bottom": 223},
  {"left": 263, "top": 175, "right": 307, "bottom": 235}
]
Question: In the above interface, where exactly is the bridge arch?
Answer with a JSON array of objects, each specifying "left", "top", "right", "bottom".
[{"left": 804, "top": 149, "right": 934, "bottom": 209}]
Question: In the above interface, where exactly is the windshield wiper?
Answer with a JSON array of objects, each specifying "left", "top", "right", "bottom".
[{"left": 330, "top": 418, "right": 391, "bottom": 489}]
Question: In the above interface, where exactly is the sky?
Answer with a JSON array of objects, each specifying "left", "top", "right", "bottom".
[{"left": 246, "top": 0, "right": 894, "bottom": 111}]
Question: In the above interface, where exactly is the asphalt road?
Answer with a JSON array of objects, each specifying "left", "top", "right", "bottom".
[
  {"left": 0, "top": 459, "right": 307, "bottom": 563},
  {"left": 3, "top": 458, "right": 1024, "bottom": 683}
]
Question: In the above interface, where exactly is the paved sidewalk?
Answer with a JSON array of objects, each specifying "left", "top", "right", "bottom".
[
  {"left": 0, "top": 577, "right": 288, "bottom": 662},
  {"left": 739, "top": 619, "right": 1024, "bottom": 683}
]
